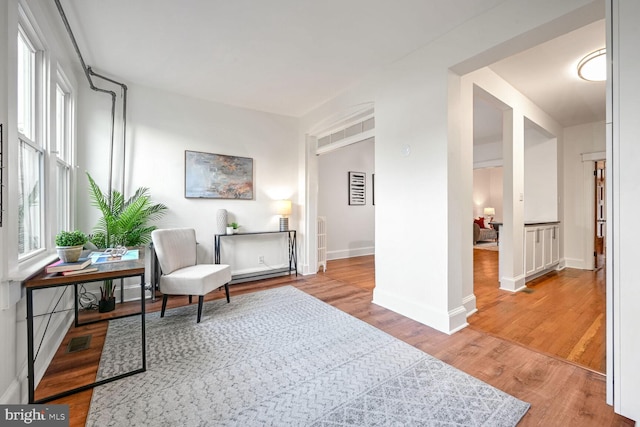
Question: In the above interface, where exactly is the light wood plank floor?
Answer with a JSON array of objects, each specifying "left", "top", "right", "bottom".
[
  {"left": 36, "top": 255, "right": 633, "bottom": 426},
  {"left": 471, "top": 248, "right": 606, "bottom": 373}
]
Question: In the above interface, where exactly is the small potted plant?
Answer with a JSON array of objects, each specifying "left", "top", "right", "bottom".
[
  {"left": 227, "top": 222, "right": 240, "bottom": 234},
  {"left": 99, "top": 281, "right": 116, "bottom": 312},
  {"left": 55, "top": 230, "right": 88, "bottom": 262}
]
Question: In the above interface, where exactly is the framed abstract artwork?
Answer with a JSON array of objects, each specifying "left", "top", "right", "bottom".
[
  {"left": 348, "top": 171, "right": 366, "bottom": 205},
  {"left": 185, "top": 150, "right": 254, "bottom": 199}
]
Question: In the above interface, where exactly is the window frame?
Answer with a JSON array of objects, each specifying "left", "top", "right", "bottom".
[
  {"left": 17, "top": 12, "right": 47, "bottom": 262},
  {"left": 55, "top": 69, "right": 74, "bottom": 234}
]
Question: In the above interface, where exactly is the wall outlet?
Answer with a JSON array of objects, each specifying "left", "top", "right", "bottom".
[{"left": 259, "top": 256, "right": 265, "bottom": 264}]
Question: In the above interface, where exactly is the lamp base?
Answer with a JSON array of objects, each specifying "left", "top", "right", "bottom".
[{"left": 279, "top": 217, "right": 289, "bottom": 231}]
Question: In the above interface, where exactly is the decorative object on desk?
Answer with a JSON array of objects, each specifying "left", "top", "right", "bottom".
[
  {"left": 98, "top": 295, "right": 116, "bottom": 313},
  {"left": 484, "top": 207, "right": 495, "bottom": 225},
  {"left": 46, "top": 257, "right": 91, "bottom": 274},
  {"left": 348, "top": 171, "right": 366, "bottom": 205},
  {"left": 228, "top": 222, "right": 240, "bottom": 234},
  {"left": 104, "top": 245, "right": 128, "bottom": 257},
  {"left": 185, "top": 150, "right": 254, "bottom": 200},
  {"left": 55, "top": 230, "right": 88, "bottom": 262},
  {"left": 216, "top": 209, "right": 228, "bottom": 235},
  {"left": 276, "top": 199, "right": 292, "bottom": 231},
  {"left": 86, "top": 172, "right": 168, "bottom": 248},
  {"left": 90, "top": 249, "right": 140, "bottom": 264}
]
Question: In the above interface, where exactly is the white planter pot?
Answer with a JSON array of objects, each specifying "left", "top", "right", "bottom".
[{"left": 56, "top": 245, "right": 84, "bottom": 262}]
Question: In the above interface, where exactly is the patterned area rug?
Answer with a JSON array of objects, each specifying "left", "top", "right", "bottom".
[{"left": 87, "top": 286, "right": 529, "bottom": 426}]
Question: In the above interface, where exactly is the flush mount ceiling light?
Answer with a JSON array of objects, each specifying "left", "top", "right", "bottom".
[{"left": 577, "top": 48, "right": 606, "bottom": 81}]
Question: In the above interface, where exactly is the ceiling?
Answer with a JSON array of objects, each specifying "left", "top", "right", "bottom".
[
  {"left": 56, "top": 0, "right": 605, "bottom": 131},
  {"left": 475, "top": 19, "right": 606, "bottom": 142}
]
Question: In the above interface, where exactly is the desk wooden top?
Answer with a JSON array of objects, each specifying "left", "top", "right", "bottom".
[{"left": 25, "top": 250, "right": 145, "bottom": 289}]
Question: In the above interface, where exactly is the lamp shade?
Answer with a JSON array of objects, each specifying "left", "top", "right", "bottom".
[
  {"left": 276, "top": 199, "right": 292, "bottom": 216},
  {"left": 483, "top": 207, "right": 495, "bottom": 216}
]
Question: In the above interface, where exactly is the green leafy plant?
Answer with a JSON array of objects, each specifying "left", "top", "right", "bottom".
[
  {"left": 55, "top": 230, "right": 88, "bottom": 247},
  {"left": 87, "top": 172, "right": 168, "bottom": 303},
  {"left": 228, "top": 222, "right": 239, "bottom": 229},
  {"left": 86, "top": 172, "right": 168, "bottom": 248}
]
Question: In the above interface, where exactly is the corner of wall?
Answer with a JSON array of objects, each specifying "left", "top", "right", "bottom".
[{"left": 372, "top": 288, "right": 468, "bottom": 334}]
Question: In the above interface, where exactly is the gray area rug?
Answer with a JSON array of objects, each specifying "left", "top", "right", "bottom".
[{"left": 88, "top": 286, "right": 529, "bottom": 426}]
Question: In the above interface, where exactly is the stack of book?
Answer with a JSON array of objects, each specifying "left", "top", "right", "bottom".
[{"left": 45, "top": 257, "right": 98, "bottom": 276}]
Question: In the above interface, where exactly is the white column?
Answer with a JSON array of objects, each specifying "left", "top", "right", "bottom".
[{"left": 499, "top": 109, "right": 525, "bottom": 291}]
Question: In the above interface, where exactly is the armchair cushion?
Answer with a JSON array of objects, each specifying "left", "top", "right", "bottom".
[{"left": 160, "top": 264, "right": 231, "bottom": 296}]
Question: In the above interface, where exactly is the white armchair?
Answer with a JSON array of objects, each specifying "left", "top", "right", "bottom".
[{"left": 151, "top": 228, "right": 231, "bottom": 323}]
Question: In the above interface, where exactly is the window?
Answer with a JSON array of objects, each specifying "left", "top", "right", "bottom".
[
  {"left": 17, "top": 23, "right": 44, "bottom": 259},
  {"left": 56, "top": 79, "right": 72, "bottom": 233}
]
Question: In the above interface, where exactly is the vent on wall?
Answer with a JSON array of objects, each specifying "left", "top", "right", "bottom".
[
  {"left": 318, "top": 116, "right": 375, "bottom": 149},
  {"left": 315, "top": 109, "right": 375, "bottom": 156}
]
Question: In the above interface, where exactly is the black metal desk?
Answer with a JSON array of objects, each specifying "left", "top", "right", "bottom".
[
  {"left": 214, "top": 230, "right": 297, "bottom": 284},
  {"left": 25, "top": 255, "right": 146, "bottom": 404}
]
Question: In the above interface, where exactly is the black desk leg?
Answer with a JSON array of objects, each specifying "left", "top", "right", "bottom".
[
  {"left": 140, "top": 273, "right": 147, "bottom": 371},
  {"left": 74, "top": 283, "right": 79, "bottom": 327},
  {"left": 27, "top": 288, "right": 35, "bottom": 403}
]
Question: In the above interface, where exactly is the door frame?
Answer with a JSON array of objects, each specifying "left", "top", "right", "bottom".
[{"left": 582, "top": 151, "right": 605, "bottom": 270}]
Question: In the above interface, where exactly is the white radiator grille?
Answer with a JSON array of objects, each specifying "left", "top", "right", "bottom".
[{"left": 317, "top": 216, "right": 327, "bottom": 272}]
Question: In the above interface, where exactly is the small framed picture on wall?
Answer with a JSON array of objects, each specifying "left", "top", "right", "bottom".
[{"left": 348, "top": 171, "right": 366, "bottom": 205}]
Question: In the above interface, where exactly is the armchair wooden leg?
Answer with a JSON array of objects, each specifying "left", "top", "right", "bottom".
[
  {"left": 161, "top": 294, "right": 168, "bottom": 318},
  {"left": 197, "top": 295, "right": 204, "bottom": 323},
  {"left": 224, "top": 283, "right": 230, "bottom": 303}
]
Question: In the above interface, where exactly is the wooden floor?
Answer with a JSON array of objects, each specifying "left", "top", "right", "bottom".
[
  {"left": 471, "top": 249, "right": 606, "bottom": 373},
  {"left": 37, "top": 255, "right": 634, "bottom": 426}
]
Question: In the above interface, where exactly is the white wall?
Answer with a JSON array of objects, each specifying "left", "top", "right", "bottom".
[
  {"left": 524, "top": 126, "right": 558, "bottom": 222},
  {"left": 77, "top": 82, "right": 300, "bottom": 282},
  {"left": 318, "top": 138, "right": 375, "bottom": 260},
  {"left": 611, "top": 0, "right": 640, "bottom": 418},
  {"left": 473, "top": 167, "right": 503, "bottom": 220},
  {"left": 300, "top": 0, "right": 597, "bottom": 334},
  {"left": 473, "top": 139, "right": 503, "bottom": 168},
  {"left": 563, "top": 121, "right": 605, "bottom": 269}
]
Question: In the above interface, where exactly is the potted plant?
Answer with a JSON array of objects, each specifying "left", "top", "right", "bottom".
[
  {"left": 227, "top": 222, "right": 240, "bottom": 234},
  {"left": 87, "top": 172, "right": 168, "bottom": 312},
  {"left": 55, "top": 230, "right": 88, "bottom": 262},
  {"left": 86, "top": 172, "right": 168, "bottom": 248},
  {"left": 99, "top": 282, "right": 116, "bottom": 313}
]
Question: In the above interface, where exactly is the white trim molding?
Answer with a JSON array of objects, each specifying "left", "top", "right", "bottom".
[{"left": 372, "top": 288, "right": 468, "bottom": 334}]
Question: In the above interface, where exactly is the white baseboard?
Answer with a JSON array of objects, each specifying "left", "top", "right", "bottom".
[
  {"left": 327, "top": 247, "right": 374, "bottom": 261},
  {"left": 500, "top": 274, "right": 527, "bottom": 292},
  {"left": 462, "top": 293, "right": 477, "bottom": 317},
  {"left": 564, "top": 257, "right": 590, "bottom": 270},
  {"left": 372, "top": 288, "right": 467, "bottom": 334},
  {"left": 0, "top": 379, "right": 21, "bottom": 404}
]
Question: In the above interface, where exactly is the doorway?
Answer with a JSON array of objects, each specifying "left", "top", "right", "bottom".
[{"left": 594, "top": 160, "right": 606, "bottom": 270}]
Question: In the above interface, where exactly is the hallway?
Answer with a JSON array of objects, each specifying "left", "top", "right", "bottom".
[{"left": 471, "top": 249, "right": 606, "bottom": 373}]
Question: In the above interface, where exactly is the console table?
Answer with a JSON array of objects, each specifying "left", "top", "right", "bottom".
[
  {"left": 214, "top": 230, "right": 297, "bottom": 284},
  {"left": 24, "top": 254, "right": 146, "bottom": 403}
]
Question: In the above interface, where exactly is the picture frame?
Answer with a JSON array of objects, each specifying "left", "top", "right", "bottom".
[
  {"left": 185, "top": 150, "right": 254, "bottom": 199},
  {"left": 348, "top": 171, "right": 366, "bottom": 205}
]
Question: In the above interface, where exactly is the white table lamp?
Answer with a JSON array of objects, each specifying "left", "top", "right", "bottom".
[{"left": 276, "top": 200, "right": 292, "bottom": 231}]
